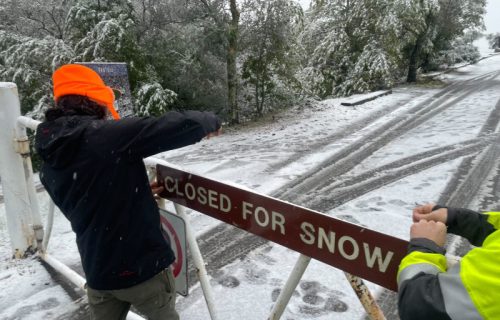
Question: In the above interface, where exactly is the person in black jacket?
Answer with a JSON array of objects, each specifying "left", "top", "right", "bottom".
[{"left": 35, "top": 64, "right": 222, "bottom": 320}]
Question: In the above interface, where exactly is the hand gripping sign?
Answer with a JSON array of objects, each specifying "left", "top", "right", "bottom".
[
  {"left": 159, "top": 208, "right": 188, "bottom": 296},
  {"left": 157, "top": 164, "right": 409, "bottom": 291}
]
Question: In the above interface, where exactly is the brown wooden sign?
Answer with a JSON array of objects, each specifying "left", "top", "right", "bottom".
[{"left": 157, "top": 164, "right": 409, "bottom": 291}]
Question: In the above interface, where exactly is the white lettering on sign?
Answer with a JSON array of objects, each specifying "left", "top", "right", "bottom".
[
  {"left": 363, "top": 243, "right": 394, "bottom": 273},
  {"left": 185, "top": 183, "right": 196, "bottom": 200},
  {"left": 242, "top": 201, "right": 286, "bottom": 235},
  {"left": 208, "top": 190, "right": 218, "bottom": 209},
  {"left": 302, "top": 223, "right": 338, "bottom": 253},
  {"left": 338, "top": 236, "right": 359, "bottom": 260},
  {"left": 164, "top": 176, "right": 231, "bottom": 213},
  {"left": 318, "top": 227, "right": 336, "bottom": 253},
  {"left": 220, "top": 194, "right": 231, "bottom": 212},
  {"left": 299, "top": 222, "right": 315, "bottom": 245},
  {"left": 299, "top": 222, "right": 394, "bottom": 272},
  {"left": 197, "top": 186, "right": 207, "bottom": 204}
]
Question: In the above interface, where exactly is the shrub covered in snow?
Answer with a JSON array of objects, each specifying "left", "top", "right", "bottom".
[
  {"left": 135, "top": 82, "right": 177, "bottom": 117},
  {"left": 430, "top": 38, "right": 481, "bottom": 69},
  {"left": 0, "top": 31, "right": 73, "bottom": 118},
  {"left": 486, "top": 33, "right": 500, "bottom": 50},
  {"left": 339, "top": 41, "right": 395, "bottom": 96}
]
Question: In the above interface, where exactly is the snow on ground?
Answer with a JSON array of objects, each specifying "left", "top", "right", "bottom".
[{"left": 1, "top": 43, "right": 499, "bottom": 319}]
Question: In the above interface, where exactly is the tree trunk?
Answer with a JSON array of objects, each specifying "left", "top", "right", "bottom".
[
  {"left": 259, "top": 82, "right": 265, "bottom": 116},
  {"left": 254, "top": 82, "right": 261, "bottom": 116},
  {"left": 408, "top": 3, "right": 434, "bottom": 83},
  {"left": 227, "top": 0, "right": 240, "bottom": 124},
  {"left": 407, "top": 35, "right": 423, "bottom": 83}
]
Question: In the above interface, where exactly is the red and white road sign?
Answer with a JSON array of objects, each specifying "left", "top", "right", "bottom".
[{"left": 159, "top": 208, "right": 188, "bottom": 296}]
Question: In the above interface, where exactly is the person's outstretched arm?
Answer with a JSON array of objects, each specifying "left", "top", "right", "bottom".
[{"left": 93, "top": 110, "right": 222, "bottom": 161}]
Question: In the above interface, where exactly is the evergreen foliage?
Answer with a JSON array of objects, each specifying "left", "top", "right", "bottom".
[
  {"left": 0, "top": 0, "right": 488, "bottom": 120},
  {"left": 0, "top": 31, "right": 73, "bottom": 117},
  {"left": 486, "top": 33, "right": 500, "bottom": 49},
  {"left": 240, "top": 0, "right": 304, "bottom": 118},
  {"left": 135, "top": 82, "right": 177, "bottom": 116},
  {"left": 340, "top": 40, "right": 394, "bottom": 96}
]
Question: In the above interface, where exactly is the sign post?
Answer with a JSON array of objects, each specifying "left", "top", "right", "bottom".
[{"left": 157, "top": 164, "right": 408, "bottom": 291}]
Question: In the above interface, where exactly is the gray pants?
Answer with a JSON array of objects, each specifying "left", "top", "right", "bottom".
[{"left": 87, "top": 268, "right": 179, "bottom": 320}]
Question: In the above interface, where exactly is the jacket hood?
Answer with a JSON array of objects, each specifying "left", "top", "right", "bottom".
[{"left": 35, "top": 116, "right": 92, "bottom": 168}]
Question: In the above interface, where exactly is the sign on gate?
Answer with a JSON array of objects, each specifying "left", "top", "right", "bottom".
[
  {"left": 78, "top": 62, "right": 134, "bottom": 118},
  {"left": 157, "top": 165, "right": 409, "bottom": 291},
  {"left": 159, "top": 208, "right": 188, "bottom": 296}
]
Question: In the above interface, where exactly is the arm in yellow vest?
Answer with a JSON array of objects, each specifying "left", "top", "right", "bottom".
[
  {"left": 397, "top": 236, "right": 450, "bottom": 320},
  {"left": 398, "top": 205, "right": 499, "bottom": 320}
]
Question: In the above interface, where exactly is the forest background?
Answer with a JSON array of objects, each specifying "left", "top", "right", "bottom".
[{"left": 0, "top": 0, "right": 498, "bottom": 125}]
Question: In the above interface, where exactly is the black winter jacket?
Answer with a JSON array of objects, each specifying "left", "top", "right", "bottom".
[{"left": 35, "top": 111, "right": 220, "bottom": 290}]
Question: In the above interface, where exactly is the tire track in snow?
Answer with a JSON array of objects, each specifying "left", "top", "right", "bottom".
[
  {"left": 308, "top": 134, "right": 499, "bottom": 212},
  {"left": 275, "top": 74, "right": 499, "bottom": 203}
]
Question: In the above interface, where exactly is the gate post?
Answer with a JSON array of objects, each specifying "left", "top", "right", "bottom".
[{"left": 0, "top": 82, "right": 35, "bottom": 257}]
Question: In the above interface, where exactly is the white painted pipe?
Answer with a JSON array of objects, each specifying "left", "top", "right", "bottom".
[
  {"left": 40, "top": 253, "right": 87, "bottom": 290},
  {"left": 15, "top": 116, "right": 44, "bottom": 249},
  {"left": 42, "top": 199, "right": 55, "bottom": 252},
  {"left": 39, "top": 253, "right": 145, "bottom": 320},
  {"left": 174, "top": 203, "right": 219, "bottom": 320},
  {"left": 269, "top": 254, "right": 311, "bottom": 319},
  {"left": 22, "top": 152, "right": 44, "bottom": 246},
  {"left": 16, "top": 116, "right": 40, "bottom": 131},
  {"left": 0, "top": 82, "right": 35, "bottom": 257}
]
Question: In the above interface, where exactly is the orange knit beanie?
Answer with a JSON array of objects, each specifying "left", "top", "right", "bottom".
[{"left": 53, "top": 64, "right": 120, "bottom": 119}]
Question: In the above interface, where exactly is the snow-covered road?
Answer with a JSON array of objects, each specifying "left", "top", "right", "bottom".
[{"left": 163, "top": 56, "right": 500, "bottom": 320}]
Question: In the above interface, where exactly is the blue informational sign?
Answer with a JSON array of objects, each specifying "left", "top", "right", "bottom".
[{"left": 78, "top": 62, "right": 134, "bottom": 118}]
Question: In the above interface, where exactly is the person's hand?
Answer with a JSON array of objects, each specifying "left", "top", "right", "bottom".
[
  {"left": 413, "top": 203, "right": 447, "bottom": 224},
  {"left": 410, "top": 220, "right": 447, "bottom": 247},
  {"left": 150, "top": 180, "right": 164, "bottom": 198},
  {"left": 206, "top": 127, "right": 222, "bottom": 139}
]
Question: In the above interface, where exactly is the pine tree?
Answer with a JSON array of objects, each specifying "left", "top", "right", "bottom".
[{"left": 135, "top": 82, "right": 177, "bottom": 116}]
